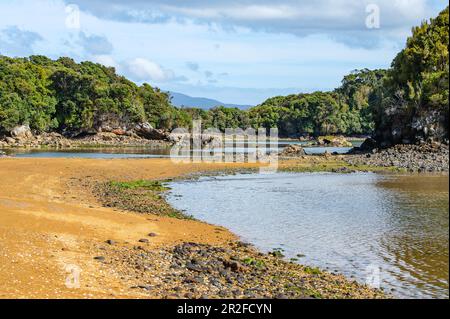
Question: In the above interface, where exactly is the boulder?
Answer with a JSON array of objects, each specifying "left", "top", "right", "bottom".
[
  {"left": 202, "top": 135, "right": 223, "bottom": 148},
  {"left": 5, "top": 137, "right": 16, "bottom": 145},
  {"left": 358, "top": 137, "right": 378, "bottom": 151},
  {"left": 111, "top": 129, "right": 127, "bottom": 136},
  {"left": 298, "top": 135, "right": 311, "bottom": 142},
  {"left": 317, "top": 135, "right": 352, "bottom": 147},
  {"left": 10, "top": 125, "right": 33, "bottom": 139},
  {"left": 134, "top": 122, "right": 169, "bottom": 140},
  {"left": 279, "top": 144, "right": 306, "bottom": 157}
]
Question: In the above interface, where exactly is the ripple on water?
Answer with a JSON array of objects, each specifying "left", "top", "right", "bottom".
[{"left": 166, "top": 172, "right": 449, "bottom": 299}]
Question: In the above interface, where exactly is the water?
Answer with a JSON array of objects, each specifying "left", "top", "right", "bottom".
[
  {"left": 166, "top": 172, "right": 449, "bottom": 299},
  {"left": 2, "top": 140, "right": 361, "bottom": 158}
]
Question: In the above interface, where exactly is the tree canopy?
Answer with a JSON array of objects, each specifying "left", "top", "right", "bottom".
[
  {"left": 246, "top": 69, "right": 387, "bottom": 137},
  {"left": 372, "top": 6, "right": 449, "bottom": 144},
  {"left": 1, "top": 6, "right": 448, "bottom": 142},
  {"left": 0, "top": 55, "right": 187, "bottom": 136}
]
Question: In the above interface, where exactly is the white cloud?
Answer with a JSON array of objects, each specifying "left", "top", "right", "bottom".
[
  {"left": 90, "top": 56, "right": 185, "bottom": 83},
  {"left": 91, "top": 54, "right": 118, "bottom": 68},
  {"left": 123, "top": 57, "right": 174, "bottom": 82},
  {"left": 65, "top": 0, "right": 441, "bottom": 47}
]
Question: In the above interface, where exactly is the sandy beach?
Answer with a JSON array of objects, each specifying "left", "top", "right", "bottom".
[
  {"left": 0, "top": 157, "right": 390, "bottom": 299},
  {"left": 0, "top": 158, "right": 260, "bottom": 298}
]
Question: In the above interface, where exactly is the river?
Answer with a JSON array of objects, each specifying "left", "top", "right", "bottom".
[{"left": 166, "top": 172, "right": 449, "bottom": 299}]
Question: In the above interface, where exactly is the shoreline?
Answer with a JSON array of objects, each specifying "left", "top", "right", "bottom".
[{"left": 0, "top": 157, "right": 389, "bottom": 299}]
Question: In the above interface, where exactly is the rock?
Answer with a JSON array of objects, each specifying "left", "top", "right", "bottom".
[
  {"left": 317, "top": 135, "right": 353, "bottom": 147},
  {"left": 137, "top": 285, "right": 152, "bottom": 290},
  {"left": 298, "top": 135, "right": 311, "bottom": 142},
  {"left": 134, "top": 122, "right": 169, "bottom": 141},
  {"left": 358, "top": 137, "right": 378, "bottom": 152},
  {"left": 105, "top": 239, "right": 116, "bottom": 245},
  {"left": 223, "top": 260, "right": 244, "bottom": 273},
  {"left": 185, "top": 262, "right": 203, "bottom": 272},
  {"left": 377, "top": 104, "right": 448, "bottom": 145},
  {"left": 111, "top": 129, "right": 126, "bottom": 136},
  {"left": 148, "top": 233, "right": 157, "bottom": 237},
  {"left": 279, "top": 144, "right": 306, "bottom": 157},
  {"left": 345, "top": 143, "right": 449, "bottom": 173},
  {"left": 109, "top": 240, "right": 386, "bottom": 299},
  {"left": 184, "top": 292, "right": 194, "bottom": 299},
  {"left": 10, "top": 125, "right": 33, "bottom": 139},
  {"left": 138, "top": 238, "right": 149, "bottom": 243},
  {"left": 93, "top": 256, "right": 105, "bottom": 261},
  {"left": 202, "top": 134, "right": 223, "bottom": 148}
]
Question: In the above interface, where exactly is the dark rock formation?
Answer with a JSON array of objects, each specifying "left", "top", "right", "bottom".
[{"left": 279, "top": 144, "right": 306, "bottom": 157}]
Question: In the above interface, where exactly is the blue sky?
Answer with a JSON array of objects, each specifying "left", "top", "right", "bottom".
[{"left": 0, "top": 0, "right": 447, "bottom": 105}]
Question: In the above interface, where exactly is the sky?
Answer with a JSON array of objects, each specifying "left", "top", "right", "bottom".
[{"left": 0, "top": 0, "right": 447, "bottom": 105}]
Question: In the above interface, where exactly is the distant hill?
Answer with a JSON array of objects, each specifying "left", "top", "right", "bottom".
[{"left": 169, "top": 92, "right": 252, "bottom": 110}]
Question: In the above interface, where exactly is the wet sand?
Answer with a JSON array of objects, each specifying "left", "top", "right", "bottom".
[{"left": 0, "top": 158, "right": 260, "bottom": 298}]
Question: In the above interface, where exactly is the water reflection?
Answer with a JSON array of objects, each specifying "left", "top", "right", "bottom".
[
  {"left": 166, "top": 173, "right": 449, "bottom": 298},
  {"left": 375, "top": 176, "right": 449, "bottom": 298},
  {"left": 2, "top": 140, "right": 362, "bottom": 158}
]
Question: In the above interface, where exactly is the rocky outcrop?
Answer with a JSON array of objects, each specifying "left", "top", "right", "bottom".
[
  {"left": 134, "top": 122, "right": 170, "bottom": 141},
  {"left": 348, "top": 137, "right": 378, "bottom": 154},
  {"left": 0, "top": 131, "right": 171, "bottom": 149},
  {"left": 279, "top": 144, "right": 306, "bottom": 157},
  {"left": 0, "top": 120, "right": 173, "bottom": 148},
  {"left": 358, "top": 137, "right": 378, "bottom": 151},
  {"left": 375, "top": 104, "right": 448, "bottom": 147},
  {"left": 316, "top": 136, "right": 353, "bottom": 147},
  {"left": 10, "top": 125, "right": 33, "bottom": 139},
  {"left": 345, "top": 143, "right": 449, "bottom": 172}
]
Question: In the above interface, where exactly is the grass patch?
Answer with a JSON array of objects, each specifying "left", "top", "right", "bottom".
[
  {"left": 109, "top": 180, "right": 170, "bottom": 191},
  {"left": 269, "top": 249, "right": 285, "bottom": 258},
  {"left": 303, "top": 266, "right": 322, "bottom": 275},
  {"left": 284, "top": 285, "right": 322, "bottom": 298},
  {"left": 95, "top": 179, "right": 191, "bottom": 219},
  {"left": 242, "top": 257, "right": 266, "bottom": 269}
]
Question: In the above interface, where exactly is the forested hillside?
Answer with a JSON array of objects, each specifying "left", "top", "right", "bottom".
[
  {"left": 248, "top": 69, "right": 386, "bottom": 137},
  {"left": 0, "top": 56, "right": 382, "bottom": 138},
  {"left": 0, "top": 7, "right": 448, "bottom": 142},
  {"left": 372, "top": 6, "right": 449, "bottom": 145},
  {"left": 0, "top": 56, "right": 191, "bottom": 136}
]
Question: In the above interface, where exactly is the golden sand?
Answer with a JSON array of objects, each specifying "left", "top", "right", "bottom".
[{"left": 0, "top": 158, "right": 259, "bottom": 298}]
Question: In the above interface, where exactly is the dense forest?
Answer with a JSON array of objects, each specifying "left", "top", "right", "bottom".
[
  {"left": 372, "top": 6, "right": 449, "bottom": 145},
  {"left": 0, "top": 55, "right": 192, "bottom": 136},
  {"left": 0, "top": 7, "right": 448, "bottom": 142},
  {"left": 0, "top": 54, "right": 383, "bottom": 138}
]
